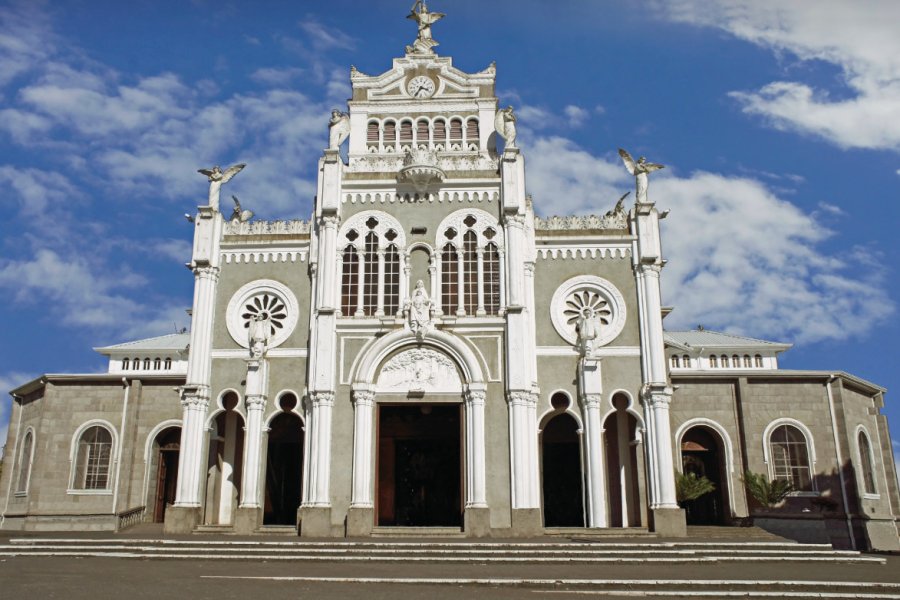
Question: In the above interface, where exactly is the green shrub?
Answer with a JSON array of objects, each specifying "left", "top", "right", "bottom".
[
  {"left": 743, "top": 470, "right": 792, "bottom": 508},
  {"left": 676, "top": 471, "right": 715, "bottom": 505}
]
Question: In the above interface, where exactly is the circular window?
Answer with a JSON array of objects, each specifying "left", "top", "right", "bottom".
[
  {"left": 226, "top": 279, "right": 299, "bottom": 350},
  {"left": 550, "top": 275, "right": 626, "bottom": 347}
]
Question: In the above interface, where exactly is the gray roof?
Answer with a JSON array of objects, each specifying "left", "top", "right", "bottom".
[
  {"left": 664, "top": 329, "right": 792, "bottom": 352},
  {"left": 94, "top": 333, "right": 190, "bottom": 354}
]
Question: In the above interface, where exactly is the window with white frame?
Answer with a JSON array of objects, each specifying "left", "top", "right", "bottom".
[
  {"left": 73, "top": 425, "right": 113, "bottom": 490},
  {"left": 437, "top": 211, "right": 503, "bottom": 316},
  {"left": 755, "top": 354, "right": 763, "bottom": 367},
  {"left": 339, "top": 212, "right": 405, "bottom": 317},
  {"left": 16, "top": 430, "right": 34, "bottom": 494},
  {"left": 682, "top": 355, "right": 691, "bottom": 368},
  {"left": 769, "top": 424, "right": 812, "bottom": 491},
  {"left": 671, "top": 355, "right": 680, "bottom": 368},
  {"left": 857, "top": 430, "right": 877, "bottom": 495},
  {"left": 709, "top": 355, "right": 718, "bottom": 368}
]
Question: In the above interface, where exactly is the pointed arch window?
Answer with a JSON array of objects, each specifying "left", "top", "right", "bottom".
[
  {"left": 441, "top": 243, "right": 459, "bottom": 315},
  {"left": 437, "top": 212, "right": 504, "bottom": 317},
  {"left": 858, "top": 430, "right": 877, "bottom": 495},
  {"left": 73, "top": 425, "right": 113, "bottom": 490},
  {"left": 339, "top": 214, "right": 405, "bottom": 317},
  {"left": 16, "top": 430, "right": 34, "bottom": 494},
  {"left": 769, "top": 424, "right": 812, "bottom": 491}
]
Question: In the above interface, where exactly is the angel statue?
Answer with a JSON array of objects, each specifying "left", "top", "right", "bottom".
[
  {"left": 248, "top": 312, "right": 271, "bottom": 359},
  {"left": 494, "top": 106, "right": 517, "bottom": 149},
  {"left": 404, "top": 280, "right": 434, "bottom": 340},
  {"left": 406, "top": 1, "right": 445, "bottom": 54},
  {"left": 230, "top": 196, "right": 254, "bottom": 223},
  {"left": 618, "top": 148, "right": 664, "bottom": 204},
  {"left": 328, "top": 109, "right": 351, "bottom": 150},
  {"left": 198, "top": 163, "right": 246, "bottom": 212}
]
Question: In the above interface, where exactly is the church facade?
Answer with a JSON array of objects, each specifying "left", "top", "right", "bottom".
[{"left": 2, "top": 8, "right": 898, "bottom": 551}]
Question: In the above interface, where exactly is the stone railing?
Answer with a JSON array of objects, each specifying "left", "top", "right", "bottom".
[
  {"left": 534, "top": 212, "right": 628, "bottom": 231},
  {"left": 116, "top": 506, "right": 146, "bottom": 531},
  {"left": 224, "top": 219, "right": 312, "bottom": 236}
]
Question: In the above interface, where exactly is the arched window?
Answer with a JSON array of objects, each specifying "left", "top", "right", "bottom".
[
  {"left": 709, "top": 355, "right": 718, "bottom": 368},
  {"left": 449, "top": 118, "right": 463, "bottom": 148},
  {"left": 383, "top": 120, "right": 396, "bottom": 148},
  {"left": 720, "top": 355, "right": 729, "bottom": 368},
  {"left": 769, "top": 424, "right": 812, "bottom": 491},
  {"left": 73, "top": 425, "right": 113, "bottom": 490},
  {"left": 671, "top": 355, "right": 680, "bottom": 368},
  {"left": 366, "top": 121, "right": 379, "bottom": 147},
  {"left": 437, "top": 212, "right": 504, "bottom": 316},
  {"left": 164, "top": 358, "right": 172, "bottom": 370},
  {"left": 154, "top": 357, "right": 161, "bottom": 370},
  {"left": 743, "top": 355, "right": 752, "bottom": 368},
  {"left": 416, "top": 119, "right": 429, "bottom": 147},
  {"left": 858, "top": 430, "right": 877, "bottom": 495},
  {"left": 755, "top": 354, "right": 763, "bottom": 368},
  {"left": 399, "top": 120, "right": 413, "bottom": 146},
  {"left": 465, "top": 118, "right": 479, "bottom": 148},
  {"left": 122, "top": 358, "right": 130, "bottom": 370},
  {"left": 433, "top": 119, "right": 446, "bottom": 148},
  {"left": 16, "top": 430, "right": 34, "bottom": 494},
  {"left": 682, "top": 355, "right": 691, "bottom": 368},
  {"left": 339, "top": 213, "right": 405, "bottom": 318},
  {"left": 732, "top": 355, "right": 740, "bottom": 368},
  {"left": 133, "top": 358, "right": 141, "bottom": 370},
  {"left": 143, "top": 358, "right": 151, "bottom": 370},
  {"left": 441, "top": 243, "right": 459, "bottom": 315}
]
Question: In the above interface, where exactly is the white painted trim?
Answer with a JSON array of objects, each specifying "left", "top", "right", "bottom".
[
  {"left": 762, "top": 417, "right": 817, "bottom": 492},
  {"left": 67, "top": 419, "right": 119, "bottom": 492},
  {"left": 674, "top": 417, "right": 737, "bottom": 518},
  {"left": 337, "top": 209, "right": 408, "bottom": 250},
  {"left": 600, "top": 389, "right": 645, "bottom": 430},
  {"left": 536, "top": 346, "right": 641, "bottom": 357},
  {"left": 464, "top": 335, "right": 502, "bottom": 382},
  {"left": 143, "top": 420, "right": 184, "bottom": 464},
  {"left": 340, "top": 336, "right": 379, "bottom": 385},
  {"left": 224, "top": 279, "right": 300, "bottom": 351},
  {"left": 853, "top": 424, "right": 879, "bottom": 498},
  {"left": 210, "top": 348, "right": 308, "bottom": 359},
  {"left": 206, "top": 389, "right": 245, "bottom": 429},
  {"left": 265, "top": 390, "right": 306, "bottom": 429}
]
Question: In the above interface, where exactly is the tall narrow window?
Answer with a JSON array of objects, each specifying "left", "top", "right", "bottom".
[
  {"left": 732, "top": 355, "right": 740, "bottom": 368},
  {"left": 416, "top": 119, "right": 429, "bottom": 147},
  {"left": 720, "top": 355, "right": 729, "bottom": 368},
  {"left": 384, "top": 245, "right": 400, "bottom": 315},
  {"left": 462, "top": 230, "right": 478, "bottom": 314},
  {"left": 449, "top": 118, "right": 463, "bottom": 147},
  {"left": 383, "top": 121, "right": 396, "bottom": 148},
  {"left": 744, "top": 355, "right": 752, "bottom": 368},
  {"left": 441, "top": 244, "right": 459, "bottom": 314},
  {"left": 709, "top": 355, "right": 718, "bottom": 368},
  {"left": 122, "top": 358, "right": 130, "bottom": 370},
  {"left": 367, "top": 121, "right": 379, "bottom": 144},
  {"left": 755, "top": 354, "right": 764, "bottom": 368},
  {"left": 154, "top": 357, "right": 161, "bottom": 370},
  {"left": 16, "top": 431, "right": 33, "bottom": 494},
  {"left": 770, "top": 424, "right": 812, "bottom": 491},
  {"left": 671, "top": 355, "right": 680, "bottom": 368},
  {"left": 483, "top": 243, "right": 501, "bottom": 315},
  {"left": 858, "top": 431, "right": 877, "bottom": 495},
  {"left": 144, "top": 358, "right": 151, "bottom": 370},
  {"left": 433, "top": 119, "right": 447, "bottom": 147},
  {"left": 682, "top": 355, "right": 691, "bottom": 368},
  {"left": 164, "top": 358, "right": 172, "bottom": 370},
  {"left": 399, "top": 120, "right": 413, "bottom": 145},
  {"left": 465, "top": 118, "right": 479, "bottom": 147},
  {"left": 73, "top": 425, "right": 113, "bottom": 490},
  {"left": 363, "top": 231, "right": 378, "bottom": 315},
  {"left": 341, "top": 247, "right": 359, "bottom": 316}
]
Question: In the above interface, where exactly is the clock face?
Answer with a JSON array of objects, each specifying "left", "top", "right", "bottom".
[{"left": 407, "top": 76, "right": 436, "bottom": 98}]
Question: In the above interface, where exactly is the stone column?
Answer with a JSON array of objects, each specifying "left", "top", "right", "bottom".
[
  {"left": 579, "top": 354, "right": 608, "bottom": 529},
  {"left": 507, "top": 390, "right": 541, "bottom": 535},
  {"left": 464, "top": 386, "right": 490, "bottom": 537},
  {"left": 348, "top": 389, "right": 375, "bottom": 536},
  {"left": 234, "top": 357, "right": 267, "bottom": 533},
  {"left": 300, "top": 391, "right": 334, "bottom": 537}
]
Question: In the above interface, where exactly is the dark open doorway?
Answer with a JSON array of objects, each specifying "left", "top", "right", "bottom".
[
  {"left": 541, "top": 412, "right": 584, "bottom": 527},
  {"left": 264, "top": 411, "right": 304, "bottom": 525},
  {"left": 681, "top": 426, "right": 728, "bottom": 525},
  {"left": 377, "top": 404, "right": 461, "bottom": 527},
  {"left": 152, "top": 427, "right": 180, "bottom": 523}
]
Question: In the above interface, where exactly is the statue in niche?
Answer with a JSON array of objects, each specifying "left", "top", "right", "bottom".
[
  {"left": 494, "top": 106, "right": 518, "bottom": 149},
  {"left": 198, "top": 163, "right": 246, "bottom": 212},
  {"left": 328, "top": 109, "right": 351, "bottom": 150},
  {"left": 618, "top": 148, "right": 664, "bottom": 205},
  {"left": 406, "top": 1, "right": 445, "bottom": 54},
  {"left": 575, "top": 307, "right": 600, "bottom": 356},
  {"left": 404, "top": 280, "right": 434, "bottom": 340},
  {"left": 248, "top": 312, "right": 270, "bottom": 358}
]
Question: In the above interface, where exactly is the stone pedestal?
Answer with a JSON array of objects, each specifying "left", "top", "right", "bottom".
[
  {"left": 464, "top": 506, "right": 491, "bottom": 537},
  {"left": 232, "top": 507, "right": 260, "bottom": 535},
  {"left": 299, "top": 506, "right": 333, "bottom": 537},
  {"left": 651, "top": 507, "right": 686, "bottom": 537},
  {"left": 346, "top": 506, "right": 374, "bottom": 537},
  {"left": 163, "top": 506, "right": 201, "bottom": 534},
  {"left": 510, "top": 508, "right": 543, "bottom": 537}
]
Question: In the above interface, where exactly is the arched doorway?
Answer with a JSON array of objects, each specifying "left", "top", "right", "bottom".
[
  {"left": 604, "top": 395, "right": 640, "bottom": 527},
  {"left": 264, "top": 396, "right": 304, "bottom": 525},
  {"left": 377, "top": 403, "right": 462, "bottom": 527},
  {"left": 204, "top": 392, "right": 244, "bottom": 525},
  {"left": 150, "top": 426, "right": 180, "bottom": 523},
  {"left": 541, "top": 401, "right": 584, "bottom": 527},
  {"left": 681, "top": 426, "right": 728, "bottom": 525}
]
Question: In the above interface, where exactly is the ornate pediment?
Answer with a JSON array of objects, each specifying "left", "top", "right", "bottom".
[{"left": 351, "top": 55, "right": 494, "bottom": 104}]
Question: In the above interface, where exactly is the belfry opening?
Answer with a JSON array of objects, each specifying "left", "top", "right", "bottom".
[{"left": 377, "top": 403, "right": 462, "bottom": 527}]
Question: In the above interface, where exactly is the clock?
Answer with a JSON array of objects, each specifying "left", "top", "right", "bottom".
[{"left": 407, "top": 75, "right": 436, "bottom": 98}]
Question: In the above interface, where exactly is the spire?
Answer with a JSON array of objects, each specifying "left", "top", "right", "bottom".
[{"left": 406, "top": 1, "right": 445, "bottom": 55}]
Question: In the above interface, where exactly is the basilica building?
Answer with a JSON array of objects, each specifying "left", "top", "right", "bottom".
[{"left": 1, "top": 6, "right": 898, "bottom": 551}]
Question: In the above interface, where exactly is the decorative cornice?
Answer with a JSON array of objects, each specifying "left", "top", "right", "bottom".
[
  {"left": 537, "top": 247, "right": 630, "bottom": 260},
  {"left": 179, "top": 385, "right": 210, "bottom": 410},
  {"left": 222, "top": 250, "right": 308, "bottom": 264},
  {"left": 224, "top": 219, "right": 311, "bottom": 236},
  {"left": 342, "top": 188, "right": 499, "bottom": 204},
  {"left": 534, "top": 213, "right": 628, "bottom": 231}
]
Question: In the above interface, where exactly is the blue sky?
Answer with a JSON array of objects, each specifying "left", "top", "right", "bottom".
[{"left": 0, "top": 0, "right": 898, "bottom": 473}]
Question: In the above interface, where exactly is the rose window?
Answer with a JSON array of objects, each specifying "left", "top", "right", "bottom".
[
  {"left": 550, "top": 276, "right": 626, "bottom": 347},
  {"left": 240, "top": 293, "right": 288, "bottom": 338}
]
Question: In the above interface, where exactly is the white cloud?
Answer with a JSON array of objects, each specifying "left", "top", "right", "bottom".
[
  {"left": 150, "top": 239, "right": 192, "bottom": 263},
  {"left": 0, "top": 1, "right": 56, "bottom": 89},
  {"left": 0, "top": 165, "right": 78, "bottom": 216},
  {"left": 250, "top": 67, "right": 305, "bottom": 86},
  {"left": 563, "top": 104, "right": 589, "bottom": 127},
  {"left": 661, "top": 0, "right": 900, "bottom": 151},
  {"left": 0, "top": 371, "right": 35, "bottom": 454},
  {"left": 298, "top": 18, "right": 355, "bottom": 52},
  {"left": 594, "top": 105, "right": 606, "bottom": 115},
  {"left": 525, "top": 135, "right": 894, "bottom": 343}
]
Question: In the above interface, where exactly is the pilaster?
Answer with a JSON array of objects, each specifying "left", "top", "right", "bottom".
[
  {"left": 240, "top": 357, "right": 268, "bottom": 509},
  {"left": 579, "top": 357, "right": 608, "bottom": 528}
]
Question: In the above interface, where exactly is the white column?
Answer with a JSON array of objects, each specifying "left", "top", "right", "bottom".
[
  {"left": 350, "top": 389, "right": 376, "bottom": 508},
  {"left": 308, "top": 391, "right": 334, "bottom": 507},
  {"left": 456, "top": 250, "right": 465, "bottom": 316},
  {"left": 465, "top": 387, "right": 487, "bottom": 508},
  {"left": 616, "top": 405, "right": 635, "bottom": 527},
  {"left": 355, "top": 245, "right": 365, "bottom": 316},
  {"left": 375, "top": 249, "right": 386, "bottom": 316},
  {"left": 475, "top": 248, "right": 486, "bottom": 316},
  {"left": 240, "top": 357, "right": 268, "bottom": 508},
  {"left": 582, "top": 394, "right": 607, "bottom": 527},
  {"left": 318, "top": 215, "right": 340, "bottom": 310},
  {"left": 507, "top": 391, "right": 540, "bottom": 509},
  {"left": 218, "top": 409, "right": 238, "bottom": 524},
  {"left": 175, "top": 263, "right": 219, "bottom": 508},
  {"left": 644, "top": 386, "right": 678, "bottom": 509}
]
